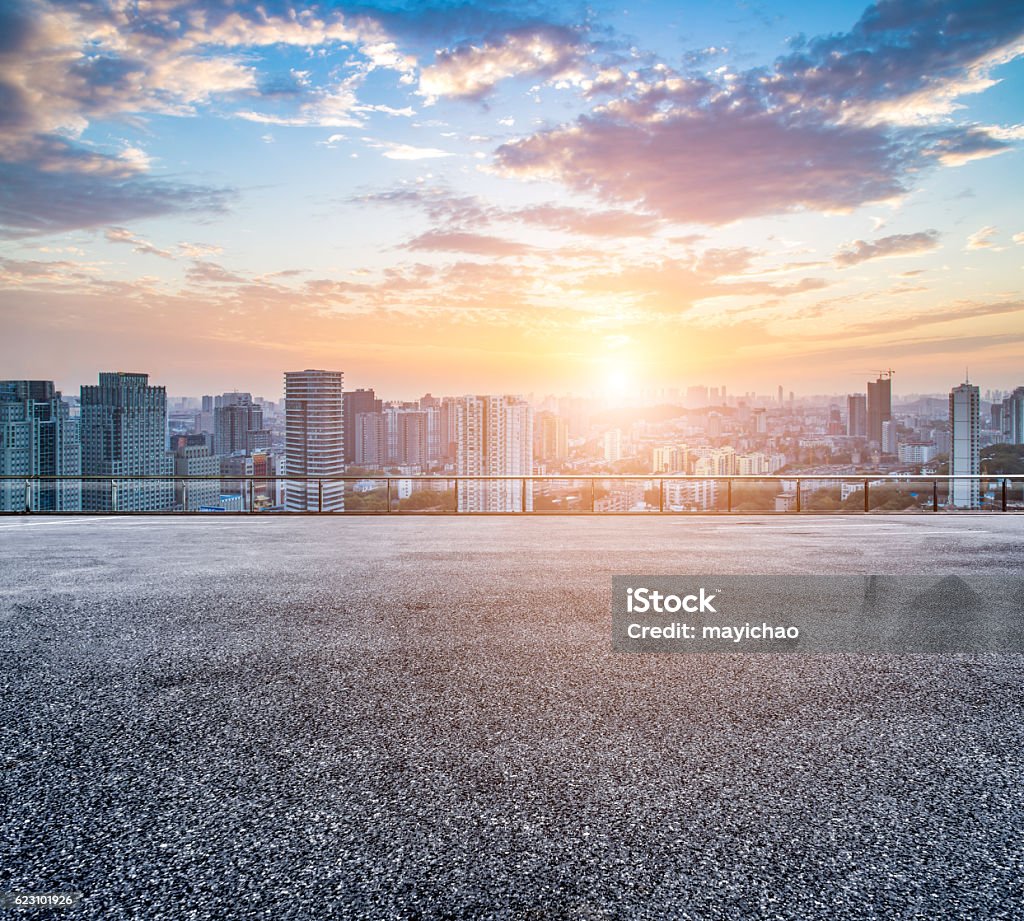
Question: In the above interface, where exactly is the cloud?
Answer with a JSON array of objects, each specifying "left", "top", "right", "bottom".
[
  {"left": 104, "top": 227, "right": 174, "bottom": 259},
  {"left": 364, "top": 140, "right": 455, "bottom": 160},
  {"left": 357, "top": 186, "right": 662, "bottom": 237},
  {"left": 178, "top": 242, "right": 224, "bottom": 259},
  {"left": 493, "top": 0, "right": 1024, "bottom": 225},
  {"left": 768, "top": 0, "right": 1024, "bottom": 125},
  {"left": 0, "top": 0, "right": 417, "bottom": 233},
  {"left": 1014, "top": 232, "right": 1024, "bottom": 245},
  {"left": 236, "top": 79, "right": 364, "bottom": 128},
  {"left": 834, "top": 230, "right": 941, "bottom": 266},
  {"left": 186, "top": 260, "right": 248, "bottom": 285},
  {"left": 403, "top": 231, "right": 532, "bottom": 256},
  {"left": 966, "top": 225, "right": 999, "bottom": 250},
  {"left": 571, "top": 249, "right": 829, "bottom": 314},
  {"left": 817, "top": 299, "right": 1024, "bottom": 340},
  {"left": 419, "top": 26, "right": 585, "bottom": 100},
  {"left": 510, "top": 205, "right": 661, "bottom": 237},
  {"left": 495, "top": 101, "right": 919, "bottom": 224},
  {"left": 357, "top": 187, "right": 490, "bottom": 226},
  {"left": 0, "top": 150, "right": 232, "bottom": 238}
]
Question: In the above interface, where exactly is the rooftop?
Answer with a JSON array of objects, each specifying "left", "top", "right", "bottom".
[{"left": 3, "top": 516, "right": 1023, "bottom": 919}]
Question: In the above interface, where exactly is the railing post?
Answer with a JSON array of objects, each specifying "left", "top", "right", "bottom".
[
  {"left": 1003, "top": 478, "right": 1008, "bottom": 512},
  {"left": 387, "top": 478, "right": 392, "bottom": 513},
  {"left": 317, "top": 479, "right": 323, "bottom": 513},
  {"left": 727, "top": 479, "right": 732, "bottom": 513},
  {"left": 521, "top": 478, "right": 527, "bottom": 513},
  {"left": 933, "top": 480, "right": 938, "bottom": 512},
  {"left": 590, "top": 479, "right": 596, "bottom": 513},
  {"left": 182, "top": 479, "right": 188, "bottom": 513},
  {"left": 110, "top": 479, "right": 118, "bottom": 513},
  {"left": 659, "top": 479, "right": 664, "bottom": 513},
  {"left": 795, "top": 479, "right": 801, "bottom": 514},
  {"left": 454, "top": 477, "right": 458, "bottom": 514},
  {"left": 24, "top": 478, "right": 31, "bottom": 514},
  {"left": 863, "top": 479, "right": 869, "bottom": 513},
  {"left": 248, "top": 479, "right": 255, "bottom": 513}
]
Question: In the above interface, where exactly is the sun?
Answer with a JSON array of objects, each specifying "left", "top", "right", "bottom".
[{"left": 601, "top": 366, "right": 633, "bottom": 405}]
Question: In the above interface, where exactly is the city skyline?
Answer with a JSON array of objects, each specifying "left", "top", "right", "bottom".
[
  {"left": 6, "top": 364, "right": 1022, "bottom": 407},
  {"left": 1, "top": 0, "right": 1023, "bottom": 397},
  {"left": 2, "top": 365, "right": 1020, "bottom": 514}
]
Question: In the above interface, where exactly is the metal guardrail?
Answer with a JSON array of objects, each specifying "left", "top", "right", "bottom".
[{"left": 1, "top": 474, "right": 1023, "bottom": 515}]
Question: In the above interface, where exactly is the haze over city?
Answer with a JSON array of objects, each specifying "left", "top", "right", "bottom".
[{"left": 1, "top": 0, "right": 1022, "bottom": 398}]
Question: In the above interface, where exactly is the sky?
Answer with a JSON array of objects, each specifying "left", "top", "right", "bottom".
[{"left": 1, "top": 0, "right": 1022, "bottom": 401}]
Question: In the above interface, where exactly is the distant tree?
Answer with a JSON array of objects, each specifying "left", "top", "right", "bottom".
[
  {"left": 398, "top": 489, "right": 455, "bottom": 511},
  {"left": 805, "top": 487, "right": 842, "bottom": 511},
  {"left": 731, "top": 482, "right": 778, "bottom": 512},
  {"left": 982, "top": 444, "right": 1024, "bottom": 475}
]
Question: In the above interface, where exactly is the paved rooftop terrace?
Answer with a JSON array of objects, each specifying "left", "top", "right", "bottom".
[{"left": 2, "top": 516, "right": 1023, "bottom": 919}]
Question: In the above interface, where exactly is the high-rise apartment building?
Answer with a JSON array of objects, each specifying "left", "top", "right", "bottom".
[
  {"left": 214, "top": 392, "right": 268, "bottom": 455},
  {"left": 343, "top": 388, "right": 382, "bottom": 463},
  {"left": 0, "top": 380, "right": 81, "bottom": 512},
  {"left": 603, "top": 428, "right": 623, "bottom": 464},
  {"left": 881, "top": 420, "right": 898, "bottom": 455},
  {"left": 455, "top": 395, "right": 532, "bottom": 512},
  {"left": 694, "top": 447, "right": 737, "bottom": 477},
  {"left": 172, "top": 438, "right": 221, "bottom": 511},
  {"left": 533, "top": 411, "right": 569, "bottom": 467},
  {"left": 350, "top": 403, "right": 438, "bottom": 470},
  {"left": 652, "top": 444, "right": 687, "bottom": 473},
  {"left": 949, "top": 382, "right": 980, "bottom": 509},
  {"left": 284, "top": 370, "right": 344, "bottom": 511},
  {"left": 80, "top": 372, "right": 174, "bottom": 511},
  {"left": 438, "top": 397, "right": 460, "bottom": 464},
  {"left": 1000, "top": 386, "right": 1024, "bottom": 444},
  {"left": 847, "top": 394, "right": 867, "bottom": 437},
  {"left": 867, "top": 374, "right": 892, "bottom": 445},
  {"left": 353, "top": 411, "right": 385, "bottom": 468}
]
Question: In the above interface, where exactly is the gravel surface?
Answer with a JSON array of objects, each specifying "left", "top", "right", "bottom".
[{"left": 2, "top": 516, "right": 1023, "bottom": 920}]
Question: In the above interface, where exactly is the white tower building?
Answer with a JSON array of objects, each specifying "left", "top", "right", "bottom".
[
  {"left": 949, "top": 381, "right": 980, "bottom": 509},
  {"left": 285, "top": 370, "right": 345, "bottom": 512},
  {"left": 455, "top": 395, "right": 532, "bottom": 512}
]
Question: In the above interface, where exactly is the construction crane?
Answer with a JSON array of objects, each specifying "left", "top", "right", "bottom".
[{"left": 865, "top": 368, "right": 895, "bottom": 379}]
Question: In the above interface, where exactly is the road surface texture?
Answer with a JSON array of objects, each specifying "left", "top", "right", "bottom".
[{"left": 2, "top": 515, "right": 1023, "bottom": 920}]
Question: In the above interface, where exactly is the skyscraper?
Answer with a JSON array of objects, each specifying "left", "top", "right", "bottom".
[
  {"left": 1000, "top": 386, "right": 1024, "bottom": 444},
  {"left": 0, "top": 380, "right": 81, "bottom": 512},
  {"left": 342, "top": 388, "right": 382, "bottom": 463},
  {"left": 455, "top": 395, "right": 532, "bottom": 512},
  {"left": 603, "top": 428, "right": 623, "bottom": 463},
  {"left": 867, "top": 374, "right": 892, "bottom": 446},
  {"left": 285, "top": 370, "right": 344, "bottom": 511},
  {"left": 533, "top": 411, "right": 568, "bottom": 467},
  {"left": 847, "top": 394, "right": 867, "bottom": 437},
  {"left": 172, "top": 437, "right": 221, "bottom": 511},
  {"left": 881, "top": 420, "right": 898, "bottom": 455},
  {"left": 214, "top": 392, "right": 267, "bottom": 455},
  {"left": 354, "top": 411, "right": 385, "bottom": 467},
  {"left": 949, "top": 381, "right": 980, "bottom": 509},
  {"left": 80, "top": 372, "right": 174, "bottom": 511}
]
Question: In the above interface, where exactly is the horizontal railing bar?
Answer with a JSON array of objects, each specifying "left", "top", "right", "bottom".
[{"left": 1, "top": 475, "right": 1020, "bottom": 482}]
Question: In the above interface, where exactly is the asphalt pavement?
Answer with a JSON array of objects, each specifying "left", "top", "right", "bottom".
[{"left": 2, "top": 516, "right": 1023, "bottom": 920}]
